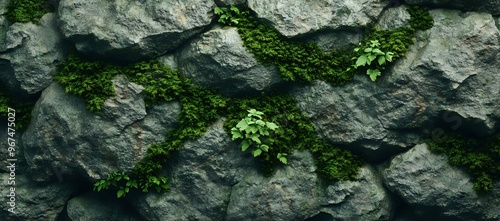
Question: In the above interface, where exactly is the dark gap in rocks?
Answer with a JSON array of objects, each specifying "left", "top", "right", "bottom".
[{"left": 303, "top": 212, "right": 334, "bottom": 221}]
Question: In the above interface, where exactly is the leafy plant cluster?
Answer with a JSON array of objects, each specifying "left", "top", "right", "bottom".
[
  {"left": 214, "top": 5, "right": 242, "bottom": 25},
  {"left": 5, "top": 0, "right": 51, "bottom": 23},
  {"left": 215, "top": 5, "right": 433, "bottom": 82},
  {"left": 231, "top": 109, "right": 284, "bottom": 162},
  {"left": 0, "top": 88, "right": 34, "bottom": 129},
  {"left": 427, "top": 133, "right": 500, "bottom": 192},
  {"left": 224, "top": 95, "right": 363, "bottom": 180},
  {"left": 349, "top": 40, "right": 394, "bottom": 81}
]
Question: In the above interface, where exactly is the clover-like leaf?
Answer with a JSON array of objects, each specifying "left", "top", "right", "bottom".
[
  {"left": 277, "top": 153, "right": 288, "bottom": 164},
  {"left": 355, "top": 55, "right": 369, "bottom": 67},
  {"left": 236, "top": 118, "right": 249, "bottom": 130},
  {"left": 231, "top": 127, "right": 243, "bottom": 140},
  {"left": 372, "top": 48, "right": 384, "bottom": 55},
  {"left": 230, "top": 5, "right": 240, "bottom": 15},
  {"left": 266, "top": 122, "right": 279, "bottom": 130},
  {"left": 117, "top": 189, "right": 125, "bottom": 198},
  {"left": 377, "top": 56, "right": 386, "bottom": 66},
  {"left": 246, "top": 133, "right": 261, "bottom": 144},
  {"left": 252, "top": 149, "right": 263, "bottom": 157},
  {"left": 214, "top": 7, "right": 223, "bottom": 15},
  {"left": 367, "top": 69, "right": 382, "bottom": 81},
  {"left": 260, "top": 144, "right": 269, "bottom": 152},
  {"left": 385, "top": 52, "right": 394, "bottom": 62},
  {"left": 241, "top": 140, "right": 251, "bottom": 151}
]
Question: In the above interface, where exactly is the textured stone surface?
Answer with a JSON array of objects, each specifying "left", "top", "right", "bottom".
[
  {"left": 377, "top": 5, "right": 411, "bottom": 30},
  {"left": 292, "top": 9, "right": 500, "bottom": 162},
  {"left": 248, "top": 0, "right": 390, "bottom": 37},
  {"left": 306, "top": 30, "right": 363, "bottom": 51},
  {"left": 67, "top": 192, "right": 143, "bottom": 221},
  {"left": 0, "top": 123, "right": 27, "bottom": 174},
  {"left": 406, "top": 0, "right": 500, "bottom": 15},
  {"left": 177, "top": 27, "right": 282, "bottom": 96},
  {"left": 0, "top": 174, "right": 75, "bottom": 221},
  {"left": 383, "top": 144, "right": 500, "bottom": 220},
  {"left": 215, "top": 0, "right": 247, "bottom": 6},
  {"left": 129, "top": 119, "right": 252, "bottom": 221},
  {"left": 22, "top": 76, "right": 181, "bottom": 182},
  {"left": 0, "top": 13, "right": 68, "bottom": 96},
  {"left": 58, "top": 0, "right": 215, "bottom": 61}
]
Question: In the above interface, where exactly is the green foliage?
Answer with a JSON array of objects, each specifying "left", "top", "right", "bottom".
[
  {"left": 427, "top": 133, "right": 500, "bottom": 192},
  {"left": 349, "top": 40, "right": 394, "bottom": 81},
  {"left": 407, "top": 6, "right": 434, "bottom": 31},
  {"left": 214, "top": 5, "right": 241, "bottom": 25},
  {"left": 5, "top": 0, "right": 50, "bottom": 23},
  {"left": 55, "top": 53, "right": 118, "bottom": 112},
  {"left": 231, "top": 109, "right": 284, "bottom": 161},
  {"left": 0, "top": 88, "right": 34, "bottom": 129},
  {"left": 224, "top": 95, "right": 363, "bottom": 179},
  {"left": 220, "top": 7, "right": 354, "bottom": 84}
]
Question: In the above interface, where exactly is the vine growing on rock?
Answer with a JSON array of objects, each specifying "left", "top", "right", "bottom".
[
  {"left": 427, "top": 133, "right": 500, "bottom": 192},
  {"left": 215, "top": 5, "right": 434, "bottom": 83},
  {"left": 57, "top": 52, "right": 363, "bottom": 198}
]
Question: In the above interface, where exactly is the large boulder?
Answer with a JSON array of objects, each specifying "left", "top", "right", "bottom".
[
  {"left": 0, "top": 174, "right": 76, "bottom": 221},
  {"left": 0, "top": 13, "right": 68, "bottom": 97},
  {"left": 292, "top": 9, "right": 500, "bottom": 162},
  {"left": 67, "top": 192, "right": 143, "bottom": 221},
  {"left": 22, "top": 76, "right": 181, "bottom": 182},
  {"left": 58, "top": 0, "right": 215, "bottom": 62},
  {"left": 382, "top": 144, "right": 500, "bottom": 220},
  {"left": 129, "top": 119, "right": 253, "bottom": 221},
  {"left": 405, "top": 0, "right": 500, "bottom": 15},
  {"left": 177, "top": 27, "right": 282, "bottom": 97},
  {"left": 248, "top": 0, "right": 390, "bottom": 37}
]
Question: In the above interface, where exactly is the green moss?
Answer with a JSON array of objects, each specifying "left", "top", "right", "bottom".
[
  {"left": 224, "top": 94, "right": 363, "bottom": 180},
  {"left": 235, "top": 10, "right": 354, "bottom": 83},
  {"left": 5, "top": 0, "right": 51, "bottom": 23},
  {"left": 427, "top": 133, "right": 500, "bottom": 192},
  {"left": 0, "top": 88, "right": 34, "bottom": 130},
  {"left": 407, "top": 6, "right": 434, "bottom": 31}
]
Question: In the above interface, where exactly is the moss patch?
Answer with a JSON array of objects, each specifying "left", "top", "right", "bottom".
[
  {"left": 427, "top": 133, "right": 500, "bottom": 192},
  {"left": 0, "top": 88, "right": 34, "bottom": 130},
  {"left": 5, "top": 0, "right": 51, "bottom": 23}
]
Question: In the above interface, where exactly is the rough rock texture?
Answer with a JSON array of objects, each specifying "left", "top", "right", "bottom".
[
  {"left": 0, "top": 174, "right": 76, "bottom": 221},
  {"left": 406, "top": 0, "right": 500, "bottom": 15},
  {"left": 377, "top": 4, "right": 411, "bottom": 30},
  {"left": 129, "top": 119, "right": 253, "bottom": 221},
  {"left": 58, "top": 0, "right": 215, "bottom": 62},
  {"left": 0, "top": 13, "right": 67, "bottom": 97},
  {"left": 0, "top": 123, "right": 27, "bottom": 174},
  {"left": 292, "top": 9, "right": 500, "bottom": 162},
  {"left": 177, "top": 27, "right": 282, "bottom": 96},
  {"left": 22, "top": 76, "right": 181, "bottom": 182},
  {"left": 215, "top": 0, "right": 247, "bottom": 6},
  {"left": 129, "top": 120, "right": 393, "bottom": 221},
  {"left": 383, "top": 144, "right": 500, "bottom": 220},
  {"left": 248, "top": 0, "right": 390, "bottom": 37},
  {"left": 67, "top": 192, "right": 143, "bottom": 221},
  {"left": 306, "top": 30, "right": 363, "bottom": 51},
  {"left": 0, "top": 0, "right": 9, "bottom": 51}
]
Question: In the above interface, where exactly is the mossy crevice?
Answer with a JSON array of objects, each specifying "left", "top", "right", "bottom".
[{"left": 5, "top": 0, "right": 52, "bottom": 23}]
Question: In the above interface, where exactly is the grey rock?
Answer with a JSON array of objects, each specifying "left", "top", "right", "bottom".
[
  {"left": 226, "top": 150, "right": 320, "bottom": 221},
  {"left": 292, "top": 9, "right": 500, "bottom": 162},
  {"left": 377, "top": 5, "right": 411, "bottom": 30},
  {"left": 158, "top": 53, "right": 178, "bottom": 71},
  {"left": 248, "top": 0, "right": 390, "bottom": 38},
  {"left": 0, "top": 174, "right": 76, "bottom": 221},
  {"left": 307, "top": 29, "right": 363, "bottom": 51},
  {"left": 405, "top": 0, "right": 500, "bottom": 16},
  {"left": 0, "top": 13, "right": 68, "bottom": 96},
  {"left": 22, "top": 76, "right": 181, "bottom": 182},
  {"left": 0, "top": 0, "right": 8, "bottom": 51},
  {"left": 129, "top": 119, "right": 253, "bottom": 221},
  {"left": 67, "top": 192, "right": 143, "bottom": 221},
  {"left": 58, "top": 0, "right": 215, "bottom": 62},
  {"left": 177, "top": 27, "right": 282, "bottom": 97},
  {"left": 382, "top": 143, "right": 500, "bottom": 220},
  {"left": 0, "top": 123, "right": 27, "bottom": 174},
  {"left": 318, "top": 166, "right": 394, "bottom": 220}
]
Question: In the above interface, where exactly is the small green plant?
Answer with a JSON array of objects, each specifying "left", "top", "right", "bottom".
[
  {"left": 214, "top": 5, "right": 241, "bottom": 25},
  {"left": 231, "top": 109, "right": 287, "bottom": 163},
  {"left": 93, "top": 171, "right": 168, "bottom": 198},
  {"left": 5, "top": 0, "right": 51, "bottom": 23},
  {"left": 349, "top": 40, "right": 394, "bottom": 81},
  {"left": 0, "top": 88, "right": 34, "bottom": 129}
]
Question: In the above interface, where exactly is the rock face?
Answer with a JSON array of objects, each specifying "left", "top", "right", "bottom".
[
  {"left": 22, "top": 76, "right": 181, "bottom": 182},
  {"left": 67, "top": 192, "right": 143, "bottom": 221},
  {"left": 177, "top": 27, "right": 282, "bottom": 96},
  {"left": 377, "top": 4, "right": 411, "bottom": 30},
  {"left": 292, "top": 9, "right": 500, "bottom": 162},
  {"left": 383, "top": 144, "right": 500, "bottom": 220},
  {"left": 0, "top": 174, "right": 76, "bottom": 221},
  {"left": 406, "top": 0, "right": 500, "bottom": 15},
  {"left": 58, "top": 0, "right": 215, "bottom": 62},
  {"left": 248, "top": 0, "right": 390, "bottom": 37},
  {"left": 0, "top": 13, "right": 67, "bottom": 97}
]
